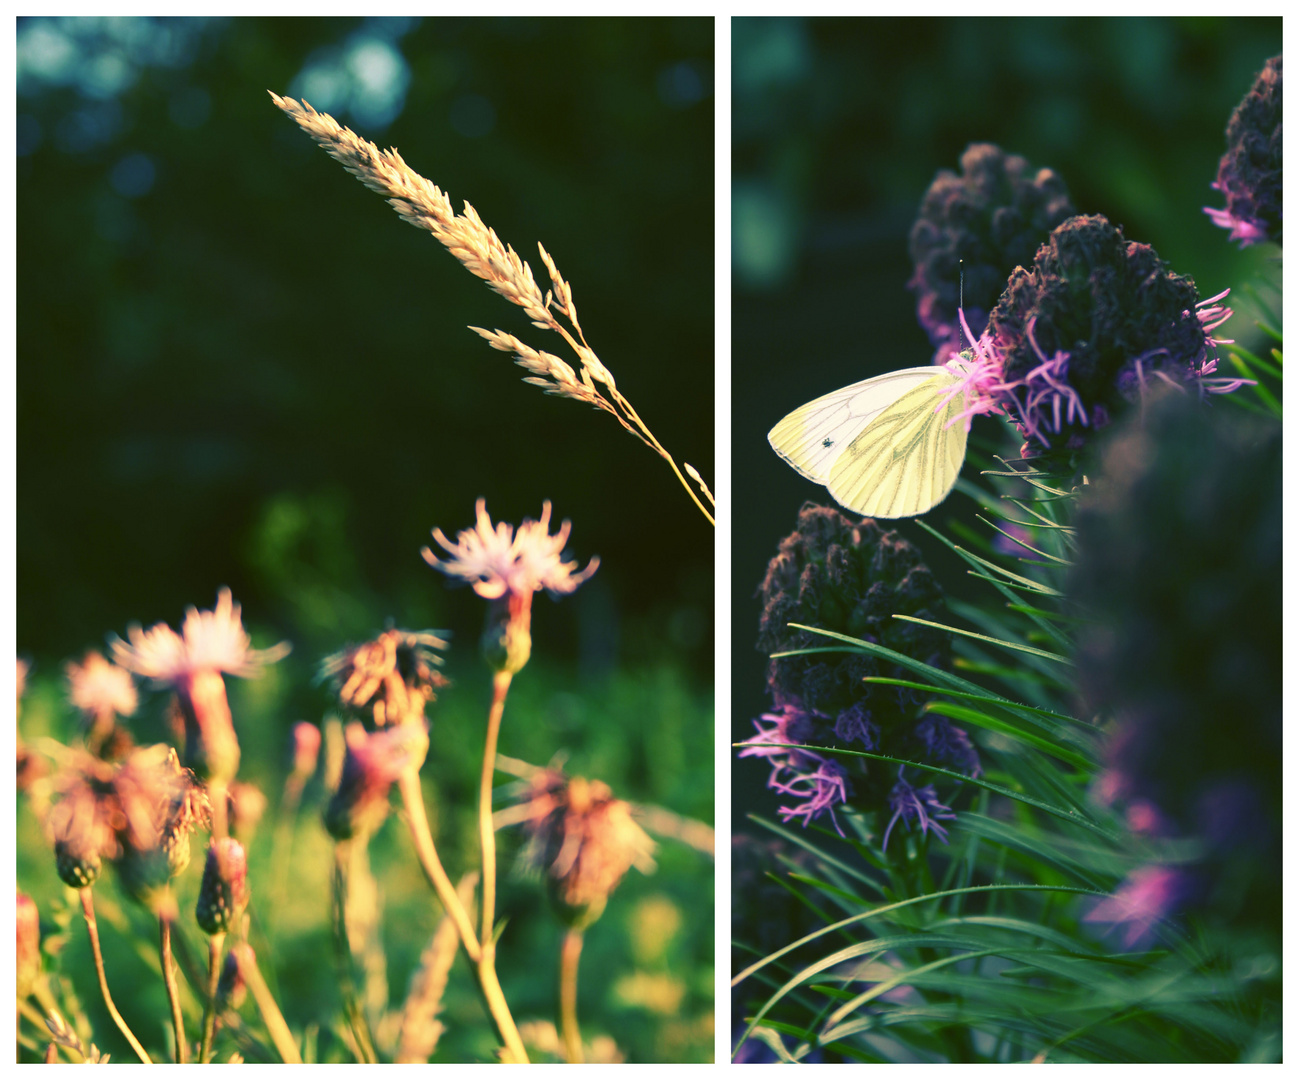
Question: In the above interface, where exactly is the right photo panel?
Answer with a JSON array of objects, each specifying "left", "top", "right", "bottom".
[{"left": 731, "top": 17, "right": 1282, "bottom": 1064}]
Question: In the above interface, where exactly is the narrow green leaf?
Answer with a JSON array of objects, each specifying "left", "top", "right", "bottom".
[{"left": 893, "top": 614, "right": 1073, "bottom": 665}]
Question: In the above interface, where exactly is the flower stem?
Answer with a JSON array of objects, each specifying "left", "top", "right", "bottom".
[
  {"left": 331, "top": 842, "right": 378, "bottom": 1063},
  {"left": 480, "top": 670, "right": 512, "bottom": 947},
  {"left": 477, "top": 954, "right": 529, "bottom": 1063},
  {"left": 78, "top": 889, "right": 152, "bottom": 1064},
  {"left": 158, "top": 912, "right": 187, "bottom": 1063},
  {"left": 559, "top": 928, "right": 584, "bottom": 1064},
  {"left": 200, "top": 933, "right": 223, "bottom": 1062},
  {"left": 232, "top": 942, "right": 303, "bottom": 1064},
  {"left": 396, "top": 769, "right": 482, "bottom": 963}
]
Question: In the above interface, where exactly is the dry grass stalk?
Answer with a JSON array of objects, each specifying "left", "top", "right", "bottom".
[
  {"left": 396, "top": 871, "right": 479, "bottom": 1063},
  {"left": 270, "top": 93, "right": 714, "bottom": 526}
]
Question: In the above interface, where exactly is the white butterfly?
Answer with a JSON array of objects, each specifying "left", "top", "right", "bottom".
[{"left": 768, "top": 361, "right": 970, "bottom": 519}]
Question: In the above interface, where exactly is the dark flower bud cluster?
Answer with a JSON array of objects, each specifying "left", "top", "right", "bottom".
[
  {"left": 196, "top": 837, "right": 250, "bottom": 936},
  {"left": 1071, "top": 391, "right": 1280, "bottom": 938},
  {"left": 986, "top": 214, "right": 1235, "bottom": 456},
  {"left": 741, "top": 504, "right": 976, "bottom": 840},
  {"left": 909, "top": 143, "right": 1076, "bottom": 359},
  {"left": 1205, "top": 56, "right": 1282, "bottom": 247}
]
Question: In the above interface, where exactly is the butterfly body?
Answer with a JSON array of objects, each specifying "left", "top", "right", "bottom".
[{"left": 768, "top": 363, "right": 969, "bottom": 519}]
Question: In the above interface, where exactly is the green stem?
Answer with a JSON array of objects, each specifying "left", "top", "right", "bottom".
[
  {"left": 200, "top": 933, "right": 223, "bottom": 1062},
  {"left": 559, "top": 928, "right": 584, "bottom": 1064},
  {"left": 396, "top": 769, "right": 482, "bottom": 963},
  {"left": 79, "top": 889, "right": 152, "bottom": 1064},
  {"left": 479, "top": 670, "right": 512, "bottom": 948},
  {"left": 159, "top": 912, "right": 187, "bottom": 1062},
  {"left": 331, "top": 843, "right": 377, "bottom": 1063}
]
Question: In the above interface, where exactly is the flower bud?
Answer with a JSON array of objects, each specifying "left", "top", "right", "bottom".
[
  {"left": 481, "top": 594, "right": 533, "bottom": 675},
  {"left": 55, "top": 840, "right": 101, "bottom": 890},
  {"left": 324, "top": 723, "right": 427, "bottom": 841},
  {"left": 216, "top": 946, "right": 248, "bottom": 1009},
  {"left": 289, "top": 722, "right": 322, "bottom": 780},
  {"left": 196, "top": 838, "right": 249, "bottom": 936}
]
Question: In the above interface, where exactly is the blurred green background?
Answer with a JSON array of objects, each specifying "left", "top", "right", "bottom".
[
  {"left": 731, "top": 17, "right": 1281, "bottom": 825},
  {"left": 17, "top": 16, "right": 713, "bottom": 1063}
]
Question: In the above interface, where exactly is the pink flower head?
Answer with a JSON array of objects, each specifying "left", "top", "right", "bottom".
[
  {"left": 66, "top": 651, "right": 138, "bottom": 719},
  {"left": 422, "top": 500, "right": 598, "bottom": 600},
  {"left": 1084, "top": 864, "right": 1194, "bottom": 950},
  {"left": 111, "top": 587, "right": 289, "bottom": 686}
]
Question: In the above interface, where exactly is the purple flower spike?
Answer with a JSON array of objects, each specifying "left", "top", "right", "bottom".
[
  {"left": 882, "top": 769, "right": 957, "bottom": 850},
  {"left": 1204, "top": 56, "right": 1281, "bottom": 248}
]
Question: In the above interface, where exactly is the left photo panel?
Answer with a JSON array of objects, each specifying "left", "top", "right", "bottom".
[{"left": 16, "top": 17, "right": 715, "bottom": 1064}]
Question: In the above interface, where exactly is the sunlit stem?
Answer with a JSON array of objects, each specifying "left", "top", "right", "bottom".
[
  {"left": 559, "top": 928, "right": 584, "bottom": 1064},
  {"left": 232, "top": 943, "right": 303, "bottom": 1064},
  {"left": 158, "top": 909, "right": 187, "bottom": 1063},
  {"left": 396, "top": 769, "right": 482, "bottom": 963},
  {"left": 331, "top": 842, "right": 377, "bottom": 1064},
  {"left": 79, "top": 889, "right": 152, "bottom": 1064},
  {"left": 479, "top": 670, "right": 512, "bottom": 948}
]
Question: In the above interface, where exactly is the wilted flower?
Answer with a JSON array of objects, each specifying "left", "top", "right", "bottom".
[
  {"left": 517, "top": 770, "right": 656, "bottom": 929},
  {"left": 196, "top": 837, "right": 249, "bottom": 936},
  {"left": 112, "top": 588, "right": 289, "bottom": 786},
  {"left": 321, "top": 628, "right": 448, "bottom": 727},
  {"left": 423, "top": 500, "right": 597, "bottom": 673},
  {"left": 17, "top": 891, "right": 41, "bottom": 1000},
  {"left": 324, "top": 721, "right": 429, "bottom": 841},
  {"left": 909, "top": 143, "right": 1076, "bottom": 359},
  {"left": 66, "top": 651, "right": 137, "bottom": 758},
  {"left": 1072, "top": 392, "right": 1280, "bottom": 928},
  {"left": 1083, "top": 864, "right": 1196, "bottom": 950},
  {"left": 1205, "top": 56, "right": 1282, "bottom": 247},
  {"left": 985, "top": 214, "right": 1240, "bottom": 456},
  {"left": 745, "top": 504, "right": 974, "bottom": 839}
]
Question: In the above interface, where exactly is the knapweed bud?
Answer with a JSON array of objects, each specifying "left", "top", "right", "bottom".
[
  {"left": 216, "top": 946, "right": 248, "bottom": 1009},
  {"left": 324, "top": 722, "right": 428, "bottom": 841},
  {"left": 289, "top": 722, "right": 322, "bottom": 779},
  {"left": 196, "top": 838, "right": 249, "bottom": 936},
  {"left": 480, "top": 594, "right": 532, "bottom": 675},
  {"left": 55, "top": 841, "right": 102, "bottom": 889},
  {"left": 227, "top": 781, "right": 267, "bottom": 837},
  {"left": 17, "top": 891, "right": 41, "bottom": 1000}
]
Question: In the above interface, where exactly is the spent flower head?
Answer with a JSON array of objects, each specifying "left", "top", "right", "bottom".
[
  {"left": 1205, "top": 56, "right": 1282, "bottom": 247},
  {"left": 909, "top": 143, "right": 1075, "bottom": 358},
  {"left": 321, "top": 628, "right": 449, "bottom": 727},
  {"left": 517, "top": 769, "right": 656, "bottom": 929}
]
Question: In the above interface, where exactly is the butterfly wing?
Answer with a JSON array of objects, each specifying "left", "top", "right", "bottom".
[
  {"left": 767, "top": 367, "right": 945, "bottom": 483},
  {"left": 827, "top": 370, "right": 967, "bottom": 518}
]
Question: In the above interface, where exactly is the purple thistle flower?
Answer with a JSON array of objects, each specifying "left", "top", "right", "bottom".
[
  {"left": 1083, "top": 864, "right": 1195, "bottom": 950},
  {"left": 1204, "top": 56, "right": 1281, "bottom": 248},
  {"left": 882, "top": 769, "right": 957, "bottom": 851},
  {"left": 737, "top": 706, "right": 819, "bottom": 780},
  {"left": 774, "top": 757, "right": 850, "bottom": 836}
]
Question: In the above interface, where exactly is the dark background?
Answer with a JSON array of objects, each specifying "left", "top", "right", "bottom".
[
  {"left": 731, "top": 17, "right": 1282, "bottom": 827},
  {"left": 17, "top": 15, "right": 714, "bottom": 683}
]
